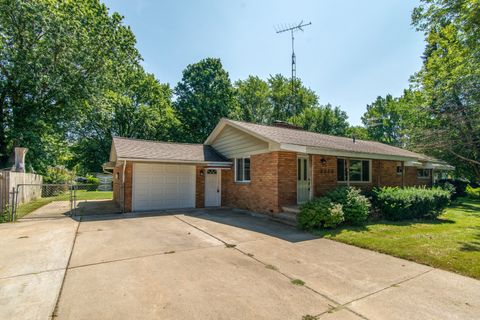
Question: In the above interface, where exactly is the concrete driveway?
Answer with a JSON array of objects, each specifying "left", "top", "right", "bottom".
[{"left": 0, "top": 208, "right": 479, "bottom": 320}]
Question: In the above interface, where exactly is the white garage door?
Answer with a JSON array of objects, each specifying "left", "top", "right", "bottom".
[{"left": 133, "top": 163, "right": 196, "bottom": 211}]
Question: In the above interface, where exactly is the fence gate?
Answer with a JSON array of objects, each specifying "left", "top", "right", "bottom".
[{"left": 9, "top": 183, "right": 120, "bottom": 221}]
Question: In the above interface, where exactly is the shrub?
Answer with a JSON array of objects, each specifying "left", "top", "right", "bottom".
[
  {"left": 435, "top": 179, "right": 469, "bottom": 199},
  {"left": 466, "top": 185, "right": 480, "bottom": 199},
  {"left": 372, "top": 187, "right": 451, "bottom": 220},
  {"left": 325, "top": 187, "right": 371, "bottom": 225},
  {"left": 85, "top": 174, "right": 100, "bottom": 191},
  {"left": 43, "top": 166, "right": 74, "bottom": 184},
  {"left": 42, "top": 166, "right": 75, "bottom": 196},
  {"left": 298, "top": 198, "right": 345, "bottom": 230}
]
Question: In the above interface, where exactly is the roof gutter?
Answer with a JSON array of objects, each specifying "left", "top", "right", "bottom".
[
  {"left": 279, "top": 144, "right": 421, "bottom": 162},
  {"left": 116, "top": 158, "right": 232, "bottom": 167}
]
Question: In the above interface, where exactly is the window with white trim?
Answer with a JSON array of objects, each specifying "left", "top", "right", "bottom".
[
  {"left": 337, "top": 158, "right": 370, "bottom": 182},
  {"left": 235, "top": 158, "right": 251, "bottom": 182},
  {"left": 417, "top": 168, "right": 430, "bottom": 179}
]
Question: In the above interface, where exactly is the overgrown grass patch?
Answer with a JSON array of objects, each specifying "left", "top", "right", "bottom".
[{"left": 315, "top": 198, "right": 480, "bottom": 279}]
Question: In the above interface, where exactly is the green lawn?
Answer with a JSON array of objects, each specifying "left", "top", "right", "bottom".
[
  {"left": 316, "top": 198, "right": 480, "bottom": 279},
  {"left": 15, "top": 190, "right": 113, "bottom": 219}
]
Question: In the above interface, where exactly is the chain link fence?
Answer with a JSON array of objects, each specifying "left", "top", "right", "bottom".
[{"left": 2, "top": 182, "right": 119, "bottom": 221}]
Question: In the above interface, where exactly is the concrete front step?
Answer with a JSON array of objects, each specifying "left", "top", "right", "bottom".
[
  {"left": 270, "top": 211, "right": 298, "bottom": 227},
  {"left": 281, "top": 205, "right": 300, "bottom": 214}
]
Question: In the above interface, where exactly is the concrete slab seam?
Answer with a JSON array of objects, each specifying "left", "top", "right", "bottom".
[
  {"left": 50, "top": 216, "right": 82, "bottom": 319},
  {"left": 174, "top": 215, "right": 369, "bottom": 319}
]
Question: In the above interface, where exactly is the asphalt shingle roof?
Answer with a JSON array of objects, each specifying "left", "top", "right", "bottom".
[
  {"left": 226, "top": 119, "right": 429, "bottom": 161},
  {"left": 112, "top": 137, "right": 229, "bottom": 163}
]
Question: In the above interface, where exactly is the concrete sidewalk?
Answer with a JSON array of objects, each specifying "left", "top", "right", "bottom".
[{"left": 0, "top": 208, "right": 479, "bottom": 319}]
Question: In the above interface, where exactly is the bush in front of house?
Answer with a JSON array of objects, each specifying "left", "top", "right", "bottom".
[
  {"left": 324, "top": 187, "right": 371, "bottom": 225},
  {"left": 372, "top": 186, "right": 451, "bottom": 220},
  {"left": 298, "top": 198, "right": 345, "bottom": 230}
]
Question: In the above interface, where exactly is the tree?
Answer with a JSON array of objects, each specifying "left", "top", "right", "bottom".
[
  {"left": 230, "top": 76, "right": 272, "bottom": 124},
  {"left": 411, "top": 0, "right": 480, "bottom": 180},
  {"left": 289, "top": 104, "right": 349, "bottom": 136},
  {"left": 174, "top": 58, "right": 235, "bottom": 143},
  {"left": 361, "top": 94, "right": 414, "bottom": 147},
  {"left": 72, "top": 68, "right": 180, "bottom": 173},
  {"left": 345, "top": 126, "right": 370, "bottom": 140},
  {"left": 268, "top": 74, "right": 318, "bottom": 121},
  {"left": 0, "top": 0, "right": 140, "bottom": 172}
]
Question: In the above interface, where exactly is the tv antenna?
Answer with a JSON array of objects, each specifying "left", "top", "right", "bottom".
[{"left": 276, "top": 20, "right": 311, "bottom": 114}]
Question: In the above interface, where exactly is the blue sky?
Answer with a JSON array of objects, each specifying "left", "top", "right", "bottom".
[{"left": 102, "top": 0, "right": 425, "bottom": 125}]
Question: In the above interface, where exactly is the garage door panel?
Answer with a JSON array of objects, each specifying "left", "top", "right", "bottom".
[{"left": 133, "top": 163, "right": 196, "bottom": 211}]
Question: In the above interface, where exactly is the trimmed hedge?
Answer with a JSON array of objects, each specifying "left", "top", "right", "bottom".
[
  {"left": 372, "top": 187, "right": 451, "bottom": 220},
  {"left": 298, "top": 198, "right": 345, "bottom": 230}
]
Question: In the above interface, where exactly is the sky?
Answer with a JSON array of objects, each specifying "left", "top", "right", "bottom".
[{"left": 102, "top": 0, "right": 425, "bottom": 125}]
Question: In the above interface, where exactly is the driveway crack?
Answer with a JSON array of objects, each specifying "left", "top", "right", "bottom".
[
  {"left": 50, "top": 216, "right": 82, "bottom": 319},
  {"left": 174, "top": 215, "right": 370, "bottom": 320}
]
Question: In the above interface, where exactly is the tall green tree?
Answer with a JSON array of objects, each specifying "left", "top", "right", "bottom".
[
  {"left": 361, "top": 93, "right": 418, "bottom": 147},
  {"left": 345, "top": 126, "right": 370, "bottom": 141},
  {"left": 174, "top": 58, "right": 235, "bottom": 142},
  {"left": 230, "top": 76, "right": 272, "bottom": 124},
  {"left": 411, "top": 0, "right": 480, "bottom": 180},
  {"left": 289, "top": 104, "right": 349, "bottom": 136},
  {"left": 268, "top": 74, "right": 318, "bottom": 121},
  {"left": 72, "top": 68, "right": 180, "bottom": 173},
  {"left": 0, "top": 0, "right": 139, "bottom": 172}
]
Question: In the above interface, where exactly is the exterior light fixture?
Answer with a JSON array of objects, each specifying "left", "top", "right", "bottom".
[{"left": 320, "top": 158, "right": 327, "bottom": 166}]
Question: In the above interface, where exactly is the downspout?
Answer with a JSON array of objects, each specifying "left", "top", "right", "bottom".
[
  {"left": 122, "top": 160, "right": 126, "bottom": 213},
  {"left": 402, "top": 161, "right": 405, "bottom": 187}
]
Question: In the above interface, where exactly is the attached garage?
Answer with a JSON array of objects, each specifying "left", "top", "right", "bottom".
[
  {"left": 133, "top": 163, "right": 196, "bottom": 211},
  {"left": 109, "top": 137, "right": 231, "bottom": 212}
]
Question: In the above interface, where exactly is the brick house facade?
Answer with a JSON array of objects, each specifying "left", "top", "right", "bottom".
[
  {"left": 220, "top": 152, "right": 433, "bottom": 214},
  {"left": 108, "top": 119, "right": 447, "bottom": 214}
]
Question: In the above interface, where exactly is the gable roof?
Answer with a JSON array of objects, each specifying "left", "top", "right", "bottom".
[
  {"left": 111, "top": 137, "right": 229, "bottom": 164},
  {"left": 206, "top": 118, "right": 432, "bottom": 162}
]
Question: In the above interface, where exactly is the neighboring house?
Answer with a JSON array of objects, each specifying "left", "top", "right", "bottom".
[{"left": 106, "top": 118, "right": 453, "bottom": 214}]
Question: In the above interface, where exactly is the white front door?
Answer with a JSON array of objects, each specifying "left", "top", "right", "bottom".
[
  {"left": 205, "top": 169, "right": 221, "bottom": 207},
  {"left": 297, "top": 156, "right": 310, "bottom": 204}
]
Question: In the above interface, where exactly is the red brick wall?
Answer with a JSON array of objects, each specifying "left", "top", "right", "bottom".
[
  {"left": 312, "top": 155, "right": 337, "bottom": 196},
  {"left": 221, "top": 151, "right": 297, "bottom": 214},
  {"left": 405, "top": 167, "right": 433, "bottom": 187},
  {"left": 278, "top": 152, "right": 297, "bottom": 207},
  {"left": 124, "top": 162, "right": 133, "bottom": 212},
  {"left": 373, "top": 160, "right": 403, "bottom": 187},
  {"left": 112, "top": 162, "right": 132, "bottom": 212}
]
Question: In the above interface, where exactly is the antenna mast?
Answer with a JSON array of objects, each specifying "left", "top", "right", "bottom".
[{"left": 276, "top": 20, "right": 311, "bottom": 114}]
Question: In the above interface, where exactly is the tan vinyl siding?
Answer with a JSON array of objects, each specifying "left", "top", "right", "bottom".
[{"left": 210, "top": 125, "right": 269, "bottom": 158}]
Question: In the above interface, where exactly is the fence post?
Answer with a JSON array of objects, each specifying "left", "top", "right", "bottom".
[{"left": 10, "top": 187, "right": 15, "bottom": 221}]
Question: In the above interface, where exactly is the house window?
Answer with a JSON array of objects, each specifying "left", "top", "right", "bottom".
[
  {"left": 396, "top": 162, "right": 403, "bottom": 175},
  {"left": 337, "top": 159, "right": 347, "bottom": 181},
  {"left": 417, "top": 169, "right": 430, "bottom": 179},
  {"left": 337, "top": 158, "right": 370, "bottom": 183},
  {"left": 235, "top": 158, "right": 251, "bottom": 182}
]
